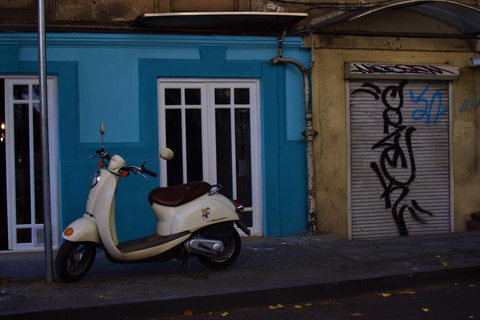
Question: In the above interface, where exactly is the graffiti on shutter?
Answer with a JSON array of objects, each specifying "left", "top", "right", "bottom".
[{"left": 350, "top": 79, "right": 450, "bottom": 239}]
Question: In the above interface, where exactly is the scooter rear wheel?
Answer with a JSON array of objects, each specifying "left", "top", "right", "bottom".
[
  {"left": 55, "top": 240, "right": 96, "bottom": 282},
  {"left": 197, "top": 228, "right": 241, "bottom": 270}
]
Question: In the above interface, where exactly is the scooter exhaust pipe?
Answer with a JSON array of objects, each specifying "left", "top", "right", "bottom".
[{"left": 185, "top": 238, "right": 224, "bottom": 257}]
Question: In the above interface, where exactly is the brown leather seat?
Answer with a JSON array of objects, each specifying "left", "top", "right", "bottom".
[{"left": 148, "top": 181, "right": 212, "bottom": 207}]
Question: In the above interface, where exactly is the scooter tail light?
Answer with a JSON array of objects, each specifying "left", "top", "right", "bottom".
[{"left": 232, "top": 200, "right": 244, "bottom": 211}]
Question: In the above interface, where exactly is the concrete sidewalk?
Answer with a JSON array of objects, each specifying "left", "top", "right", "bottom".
[{"left": 1, "top": 231, "right": 480, "bottom": 320}]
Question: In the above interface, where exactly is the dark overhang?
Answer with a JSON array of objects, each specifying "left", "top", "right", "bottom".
[
  {"left": 310, "top": 0, "right": 480, "bottom": 36},
  {"left": 134, "top": 12, "right": 308, "bottom": 34}
]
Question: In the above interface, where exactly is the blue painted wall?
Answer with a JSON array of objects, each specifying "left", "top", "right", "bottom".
[{"left": 1, "top": 32, "right": 310, "bottom": 238}]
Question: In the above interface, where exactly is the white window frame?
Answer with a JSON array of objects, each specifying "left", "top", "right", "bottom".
[
  {"left": 3, "top": 76, "right": 59, "bottom": 251},
  {"left": 158, "top": 78, "right": 263, "bottom": 236}
]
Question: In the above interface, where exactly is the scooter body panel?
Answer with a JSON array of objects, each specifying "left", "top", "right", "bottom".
[
  {"left": 62, "top": 214, "right": 102, "bottom": 245},
  {"left": 170, "top": 193, "right": 240, "bottom": 234},
  {"left": 88, "top": 168, "right": 124, "bottom": 260}
]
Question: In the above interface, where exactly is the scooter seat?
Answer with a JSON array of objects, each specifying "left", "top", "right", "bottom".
[{"left": 148, "top": 181, "right": 212, "bottom": 207}]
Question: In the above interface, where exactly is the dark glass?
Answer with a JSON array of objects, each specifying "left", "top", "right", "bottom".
[
  {"left": 235, "top": 109, "right": 252, "bottom": 207},
  {"left": 0, "top": 79, "right": 7, "bottom": 250},
  {"left": 242, "top": 211, "right": 253, "bottom": 228},
  {"left": 165, "top": 109, "right": 183, "bottom": 186},
  {"left": 185, "top": 89, "right": 201, "bottom": 105},
  {"left": 17, "top": 228, "right": 31, "bottom": 243},
  {"left": 14, "top": 104, "right": 31, "bottom": 225},
  {"left": 13, "top": 85, "right": 28, "bottom": 100},
  {"left": 33, "top": 104, "right": 44, "bottom": 224},
  {"left": 215, "top": 88, "right": 230, "bottom": 105},
  {"left": 165, "top": 89, "right": 181, "bottom": 105},
  {"left": 32, "top": 85, "right": 40, "bottom": 100},
  {"left": 186, "top": 109, "right": 203, "bottom": 182},
  {"left": 234, "top": 88, "right": 250, "bottom": 105},
  {"left": 215, "top": 109, "right": 232, "bottom": 199}
]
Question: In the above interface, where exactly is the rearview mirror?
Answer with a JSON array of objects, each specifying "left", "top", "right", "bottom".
[{"left": 160, "top": 148, "right": 174, "bottom": 160}]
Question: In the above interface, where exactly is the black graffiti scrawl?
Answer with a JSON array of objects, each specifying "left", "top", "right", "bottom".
[{"left": 352, "top": 80, "right": 433, "bottom": 236}]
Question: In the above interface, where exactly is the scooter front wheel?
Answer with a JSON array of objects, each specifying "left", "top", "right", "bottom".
[
  {"left": 197, "top": 228, "right": 241, "bottom": 270},
  {"left": 55, "top": 241, "right": 96, "bottom": 282}
]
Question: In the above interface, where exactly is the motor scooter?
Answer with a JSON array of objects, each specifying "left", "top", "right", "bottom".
[{"left": 55, "top": 123, "right": 250, "bottom": 282}]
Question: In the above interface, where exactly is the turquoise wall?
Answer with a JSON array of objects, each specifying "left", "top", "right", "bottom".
[{"left": 1, "top": 32, "right": 310, "bottom": 238}]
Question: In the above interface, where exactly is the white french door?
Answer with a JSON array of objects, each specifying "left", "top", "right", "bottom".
[
  {"left": 1, "top": 77, "right": 59, "bottom": 251},
  {"left": 158, "top": 79, "right": 262, "bottom": 235}
]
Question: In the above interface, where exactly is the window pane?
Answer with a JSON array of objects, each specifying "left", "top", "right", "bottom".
[
  {"left": 165, "top": 109, "right": 183, "bottom": 186},
  {"left": 185, "top": 89, "right": 201, "bottom": 105},
  {"left": 14, "top": 104, "right": 31, "bottom": 225},
  {"left": 33, "top": 85, "right": 40, "bottom": 100},
  {"left": 13, "top": 85, "right": 28, "bottom": 100},
  {"left": 186, "top": 109, "right": 203, "bottom": 182},
  {"left": 215, "top": 109, "right": 232, "bottom": 199},
  {"left": 0, "top": 78, "right": 7, "bottom": 250},
  {"left": 33, "top": 104, "right": 44, "bottom": 224},
  {"left": 235, "top": 109, "right": 252, "bottom": 207},
  {"left": 17, "top": 228, "right": 31, "bottom": 243},
  {"left": 215, "top": 88, "right": 230, "bottom": 105},
  {"left": 165, "top": 89, "right": 181, "bottom": 105},
  {"left": 234, "top": 88, "right": 250, "bottom": 105}
]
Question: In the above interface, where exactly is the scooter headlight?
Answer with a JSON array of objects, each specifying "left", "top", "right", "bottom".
[{"left": 89, "top": 170, "right": 101, "bottom": 188}]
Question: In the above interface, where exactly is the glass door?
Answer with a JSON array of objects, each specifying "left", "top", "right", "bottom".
[
  {"left": 2, "top": 77, "right": 59, "bottom": 251},
  {"left": 158, "top": 79, "right": 262, "bottom": 235}
]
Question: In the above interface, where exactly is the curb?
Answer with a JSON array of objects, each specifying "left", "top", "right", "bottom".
[{"left": 2, "top": 265, "right": 479, "bottom": 320}]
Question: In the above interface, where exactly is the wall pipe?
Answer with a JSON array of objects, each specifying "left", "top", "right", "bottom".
[{"left": 270, "top": 31, "right": 318, "bottom": 235}]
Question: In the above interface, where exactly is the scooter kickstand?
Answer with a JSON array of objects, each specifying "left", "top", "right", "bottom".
[{"left": 179, "top": 257, "right": 191, "bottom": 273}]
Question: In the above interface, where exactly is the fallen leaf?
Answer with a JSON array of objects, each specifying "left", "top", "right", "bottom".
[
  {"left": 184, "top": 309, "right": 193, "bottom": 317},
  {"left": 468, "top": 316, "right": 474, "bottom": 319},
  {"left": 422, "top": 308, "right": 430, "bottom": 312},
  {"left": 99, "top": 295, "right": 105, "bottom": 298},
  {"left": 320, "top": 301, "right": 330, "bottom": 306},
  {"left": 442, "top": 262, "right": 450, "bottom": 267},
  {"left": 277, "top": 304, "right": 285, "bottom": 308},
  {"left": 221, "top": 312, "right": 229, "bottom": 317},
  {"left": 350, "top": 313, "right": 364, "bottom": 317},
  {"left": 377, "top": 293, "right": 391, "bottom": 297},
  {"left": 470, "top": 284, "right": 476, "bottom": 287},
  {"left": 305, "top": 303, "right": 312, "bottom": 307},
  {"left": 294, "top": 305, "right": 302, "bottom": 309},
  {"left": 269, "top": 306, "right": 278, "bottom": 310},
  {"left": 436, "top": 255, "right": 442, "bottom": 258},
  {"left": 398, "top": 290, "right": 417, "bottom": 295}
]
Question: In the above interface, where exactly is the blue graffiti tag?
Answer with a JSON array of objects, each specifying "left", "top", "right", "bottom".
[
  {"left": 459, "top": 88, "right": 480, "bottom": 113},
  {"left": 410, "top": 87, "right": 446, "bottom": 125}
]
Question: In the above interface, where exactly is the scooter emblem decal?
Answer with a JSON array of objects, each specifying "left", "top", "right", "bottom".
[{"left": 202, "top": 207, "right": 210, "bottom": 220}]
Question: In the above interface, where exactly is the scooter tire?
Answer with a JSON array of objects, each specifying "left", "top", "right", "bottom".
[
  {"left": 55, "top": 240, "right": 96, "bottom": 283},
  {"left": 197, "top": 228, "right": 241, "bottom": 270}
]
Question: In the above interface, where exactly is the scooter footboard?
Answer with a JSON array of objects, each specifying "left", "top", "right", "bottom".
[{"left": 62, "top": 214, "right": 102, "bottom": 244}]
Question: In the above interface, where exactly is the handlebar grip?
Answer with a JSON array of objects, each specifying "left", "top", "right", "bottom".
[{"left": 142, "top": 168, "right": 157, "bottom": 178}]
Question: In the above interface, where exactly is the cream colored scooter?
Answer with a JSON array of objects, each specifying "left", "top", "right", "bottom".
[{"left": 55, "top": 123, "right": 249, "bottom": 282}]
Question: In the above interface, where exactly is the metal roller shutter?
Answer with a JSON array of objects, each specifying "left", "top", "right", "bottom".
[{"left": 349, "top": 79, "right": 451, "bottom": 239}]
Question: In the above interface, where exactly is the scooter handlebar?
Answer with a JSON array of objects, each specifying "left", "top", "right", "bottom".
[{"left": 142, "top": 167, "right": 158, "bottom": 178}]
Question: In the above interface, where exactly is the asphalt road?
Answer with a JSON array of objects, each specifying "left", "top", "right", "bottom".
[{"left": 157, "top": 280, "right": 480, "bottom": 320}]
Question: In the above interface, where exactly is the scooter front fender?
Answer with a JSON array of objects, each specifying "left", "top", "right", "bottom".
[{"left": 62, "top": 214, "right": 102, "bottom": 245}]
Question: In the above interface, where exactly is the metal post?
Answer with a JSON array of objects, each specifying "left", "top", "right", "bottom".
[{"left": 38, "top": 0, "right": 53, "bottom": 282}]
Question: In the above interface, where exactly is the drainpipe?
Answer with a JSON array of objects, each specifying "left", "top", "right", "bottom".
[{"left": 270, "top": 31, "right": 318, "bottom": 235}]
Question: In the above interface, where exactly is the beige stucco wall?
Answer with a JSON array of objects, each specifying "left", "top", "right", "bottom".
[{"left": 311, "top": 34, "right": 480, "bottom": 238}]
